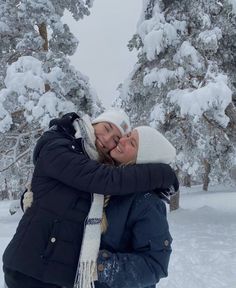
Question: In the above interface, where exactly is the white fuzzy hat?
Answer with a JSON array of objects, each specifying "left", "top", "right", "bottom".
[
  {"left": 135, "top": 126, "right": 176, "bottom": 164},
  {"left": 92, "top": 109, "right": 131, "bottom": 135}
]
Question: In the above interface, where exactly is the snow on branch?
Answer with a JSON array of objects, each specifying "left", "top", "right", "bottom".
[
  {"left": 168, "top": 74, "right": 232, "bottom": 128},
  {"left": 0, "top": 55, "right": 76, "bottom": 132},
  {"left": 137, "top": 2, "right": 186, "bottom": 60}
]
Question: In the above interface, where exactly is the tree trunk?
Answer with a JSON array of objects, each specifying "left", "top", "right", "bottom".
[
  {"left": 38, "top": 23, "right": 48, "bottom": 51},
  {"left": 38, "top": 23, "right": 50, "bottom": 92},
  {"left": 183, "top": 173, "right": 191, "bottom": 187},
  {"left": 203, "top": 159, "right": 211, "bottom": 191},
  {"left": 225, "top": 102, "right": 236, "bottom": 143},
  {"left": 1, "top": 179, "right": 9, "bottom": 200},
  {"left": 170, "top": 190, "right": 180, "bottom": 212}
]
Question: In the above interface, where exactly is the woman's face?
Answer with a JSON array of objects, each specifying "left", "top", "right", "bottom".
[
  {"left": 110, "top": 130, "right": 139, "bottom": 164},
  {"left": 93, "top": 122, "right": 122, "bottom": 154}
]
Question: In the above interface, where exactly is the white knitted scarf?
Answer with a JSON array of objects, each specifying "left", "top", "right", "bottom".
[{"left": 73, "top": 115, "right": 104, "bottom": 288}]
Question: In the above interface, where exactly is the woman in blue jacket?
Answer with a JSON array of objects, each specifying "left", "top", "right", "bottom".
[
  {"left": 95, "top": 126, "right": 176, "bottom": 288},
  {"left": 3, "top": 112, "right": 178, "bottom": 288}
]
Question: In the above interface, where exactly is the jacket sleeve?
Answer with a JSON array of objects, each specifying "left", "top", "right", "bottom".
[
  {"left": 96, "top": 196, "right": 172, "bottom": 288},
  {"left": 39, "top": 139, "right": 178, "bottom": 196}
]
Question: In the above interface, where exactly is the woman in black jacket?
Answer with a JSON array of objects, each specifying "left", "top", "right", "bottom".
[{"left": 3, "top": 112, "right": 178, "bottom": 288}]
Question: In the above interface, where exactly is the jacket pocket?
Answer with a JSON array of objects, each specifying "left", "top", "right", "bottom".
[{"left": 50, "top": 240, "right": 79, "bottom": 266}]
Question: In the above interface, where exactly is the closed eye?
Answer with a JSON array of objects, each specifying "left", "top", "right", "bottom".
[
  {"left": 131, "top": 140, "right": 137, "bottom": 147},
  {"left": 104, "top": 125, "right": 110, "bottom": 132},
  {"left": 114, "top": 136, "right": 120, "bottom": 144}
]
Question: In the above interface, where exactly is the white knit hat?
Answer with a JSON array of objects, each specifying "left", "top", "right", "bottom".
[
  {"left": 135, "top": 126, "right": 176, "bottom": 164},
  {"left": 92, "top": 109, "right": 131, "bottom": 135}
]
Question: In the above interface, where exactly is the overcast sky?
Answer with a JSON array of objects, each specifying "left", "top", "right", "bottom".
[{"left": 63, "top": 0, "right": 142, "bottom": 108}]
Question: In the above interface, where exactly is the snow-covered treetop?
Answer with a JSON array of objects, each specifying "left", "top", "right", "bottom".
[
  {"left": 0, "top": 0, "right": 100, "bottom": 194},
  {"left": 117, "top": 0, "right": 236, "bottom": 187},
  {"left": 137, "top": 1, "right": 186, "bottom": 61},
  {"left": 0, "top": 56, "right": 76, "bottom": 132},
  {"left": 0, "top": 0, "right": 100, "bottom": 134},
  {"left": 0, "top": 0, "right": 94, "bottom": 58},
  {"left": 168, "top": 73, "right": 232, "bottom": 128}
]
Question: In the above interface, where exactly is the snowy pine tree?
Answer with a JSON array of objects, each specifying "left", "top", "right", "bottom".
[
  {"left": 117, "top": 0, "right": 236, "bottom": 190},
  {"left": 0, "top": 0, "right": 101, "bottom": 198}
]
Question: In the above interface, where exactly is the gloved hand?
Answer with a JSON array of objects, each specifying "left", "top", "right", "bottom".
[
  {"left": 49, "top": 112, "right": 80, "bottom": 136},
  {"left": 22, "top": 186, "right": 34, "bottom": 212},
  {"left": 155, "top": 172, "right": 179, "bottom": 204}
]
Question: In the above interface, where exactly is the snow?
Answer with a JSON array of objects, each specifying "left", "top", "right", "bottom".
[
  {"left": 45, "top": 67, "right": 65, "bottom": 85},
  {"left": 143, "top": 67, "right": 184, "bottom": 88},
  {"left": 228, "top": 0, "right": 236, "bottom": 14},
  {"left": 173, "top": 41, "right": 204, "bottom": 70},
  {"left": 1, "top": 186, "right": 236, "bottom": 288},
  {"left": 116, "top": 63, "right": 142, "bottom": 103},
  {"left": 160, "top": 185, "right": 236, "bottom": 288},
  {"left": 5, "top": 56, "right": 45, "bottom": 95},
  {"left": 0, "top": 55, "right": 76, "bottom": 131},
  {"left": 168, "top": 74, "right": 232, "bottom": 127},
  {"left": 0, "top": 89, "right": 13, "bottom": 133},
  {"left": 150, "top": 103, "right": 165, "bottom": 125},
  {"left": 137, "top": 2, "right": 183, "bottom": 61},
  {"left": 197, "top": 28, "right": 222, "bottom": 52},
  {"left": 0, "top": 203, "right": 23, "bottom": 288},
  {"left": 199, "top": 13, "right": 211, "bottom": 29},
  {"left": 0, "top": 22, "right": 10, "bottom": 33}
]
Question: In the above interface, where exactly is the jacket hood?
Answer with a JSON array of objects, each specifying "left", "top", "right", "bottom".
[
  {"left": 33, "top": 129, "right": 64, "bottom": 165},
  {"left": 33, "top": 115, "right": 78, "bottom": 165}
]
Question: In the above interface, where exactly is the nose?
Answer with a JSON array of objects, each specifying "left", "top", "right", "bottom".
[{"left": 118, "top": 137, "right": 128, "bottom": 146}]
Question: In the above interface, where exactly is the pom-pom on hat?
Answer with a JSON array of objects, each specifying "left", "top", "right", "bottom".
[
  {"left": 92, "top": 109, "right": 131, "bottom": 136},
  {"left": 135, "top": 126, "right": 176, "bottom": 164}
]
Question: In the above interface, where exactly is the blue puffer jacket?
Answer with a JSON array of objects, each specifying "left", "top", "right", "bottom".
[
  {"left": 95, "top": 192, "right": 172, "bottom": 288},
  {"left": 3, "top": 115, "right": 177, "bottom": 288}
]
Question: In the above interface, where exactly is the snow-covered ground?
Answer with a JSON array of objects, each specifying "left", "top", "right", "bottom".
[{"left": 0, "top": 185, "right": 235, "bottom": 288}]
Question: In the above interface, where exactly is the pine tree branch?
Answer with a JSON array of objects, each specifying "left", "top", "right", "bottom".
[
  {"left": 202, "top": 113, "right": 226, "bottom": 132},
  {"left": 225, "top": 102, "right": 236, "bottom": 125},
  {"left": 0, "top": 148, "right": 31, "bottom": 173}
]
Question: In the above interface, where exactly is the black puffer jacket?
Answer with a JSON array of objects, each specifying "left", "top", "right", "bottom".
[{"left": 3, "top": 116, "right": 178, "bottom": 288}]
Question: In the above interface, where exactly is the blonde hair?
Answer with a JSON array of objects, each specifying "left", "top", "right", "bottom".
[
  {"left": 101, "top": 195, "right": 110, "bottom": 233},
  {"left": 99, "top": 152, "right": 136, "bottom": 233}
]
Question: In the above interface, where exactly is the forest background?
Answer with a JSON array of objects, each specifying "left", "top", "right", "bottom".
[{"left": 0, "top": 0, "right": 236, "bottom": 199}]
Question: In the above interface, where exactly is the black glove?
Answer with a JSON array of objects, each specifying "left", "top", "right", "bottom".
[{"left": 49, "top": 112, "right": 80, "bottom": 136}]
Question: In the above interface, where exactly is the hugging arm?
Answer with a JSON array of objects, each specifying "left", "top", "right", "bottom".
[
  {"left": 39, "top": 139, "right": 178, "bottom": 196},
  {"left": 96, "top": 196, "right": 172, "bottom": 288}
]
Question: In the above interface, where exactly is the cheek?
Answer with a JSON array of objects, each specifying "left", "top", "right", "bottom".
[
  {"left": 110, "top": 150, "right": 121, "bottom": 163},
  {"left": 130, "top": 148, "right": 137, "bottom": 161},
  {"left": 125, "top": 148, "right": 136, "bottom": 161},
  {"left": 110, "top": 149, "right": 115, "bottom": 158}
]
